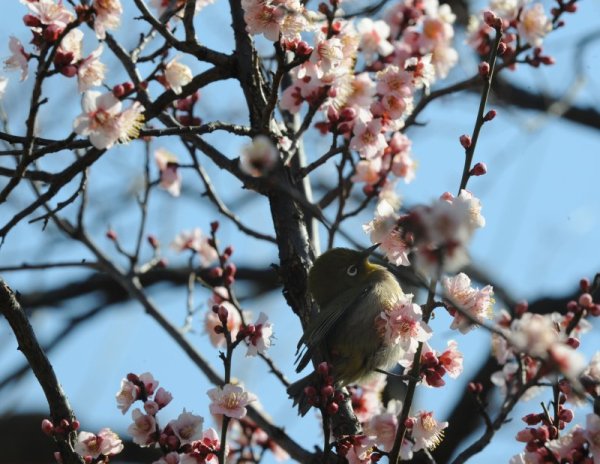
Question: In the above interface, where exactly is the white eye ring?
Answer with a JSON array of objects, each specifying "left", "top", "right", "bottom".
[{"left": 346, "top": 264, "right": 358, "bottom": 277}]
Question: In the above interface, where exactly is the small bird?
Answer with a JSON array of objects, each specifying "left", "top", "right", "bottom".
[{"left": 288, "top": 245, "right": 405, "bottom": 415}]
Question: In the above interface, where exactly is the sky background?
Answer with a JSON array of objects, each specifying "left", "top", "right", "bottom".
[{"left": 1, "top": 0, "right": 600, "bottom": 462}]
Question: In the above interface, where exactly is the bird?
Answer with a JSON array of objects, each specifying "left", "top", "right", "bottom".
[{"left": 287, "top": 244, "right": 405, "bottom": 415}]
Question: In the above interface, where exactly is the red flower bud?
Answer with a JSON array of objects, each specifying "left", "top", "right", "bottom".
[
  {"left": 210, "top": 221, "right": 219, "bottom": 233},
  {"left": 326, "top": 402, "right": 339, "bottom": 415},
  {"left": 470, "top": 162, "right": 487, "bottom": 176},
  {"left": 41, "top": 419, "right": 54, "bottom": 436},
  {"left": 106, "top": 229, "right": 118, "bottom": 241},
  {"left": 147, "top": 235, "right": 159, "bottom": 249},
  {"left": 579, "top": 293, "right": 593, "bottom": 308},
  {"left": 483, "top": 109, "right": 497, "bottom": 122},
  {"left": 478, "top": 62, "right": 490, "bottom": 78},
  {"left": 217, "top": 305, "right": 229, "bottom": 324},
  {"left": 459, "top": 134, "right": 472, "bottom": 149},
  {"left": 317, "top": 362, "right": 330, "bottom": 376},
  {"left": 208, "top": 267, "right": 223, "bottom": 279},
  {"left": 23, "top": 14, "right": 42, "bottom": 27}
]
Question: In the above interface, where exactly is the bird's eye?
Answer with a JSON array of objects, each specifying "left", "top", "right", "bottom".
[{"left": 346, "top": 264, "right": 358, "bottom": 277}]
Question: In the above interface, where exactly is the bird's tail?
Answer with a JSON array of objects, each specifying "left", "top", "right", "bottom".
[{"left": 287, "top": 371, "right": 317, "bottom": 417}]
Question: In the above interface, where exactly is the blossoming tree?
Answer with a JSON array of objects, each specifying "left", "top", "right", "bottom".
[{"left": 1, "top": 0, "right": 599, "bottom": 463}]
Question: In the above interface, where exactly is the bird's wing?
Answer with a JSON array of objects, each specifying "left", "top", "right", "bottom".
[{"left": 295, "top": 284, "right": 373, "bottom": 373}]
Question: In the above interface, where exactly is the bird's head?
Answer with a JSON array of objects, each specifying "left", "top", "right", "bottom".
[{"left": 308, "top": 244, "right": 382, "bottom": 307}]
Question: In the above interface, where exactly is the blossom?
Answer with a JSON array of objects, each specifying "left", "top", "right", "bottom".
[
  {"left": 0, "top": 77, "right": 8, "bottom": 99},
  {"left": 240, "top": 135, "right": 279, "bottom": 176},
  {"left": 438, "top": 340, "right": 464, "bottom": 378},
  {"left": 510, "top": 312, "right": 559, "bottom": 358},
  {"left": 351, "top": 158, "right": 383, "bottom": 185},
  {"left": 517, "top": 3, "right": 552, "bottom": 47},
  {"left": 363, "top": 199, "right": 410, "bottom": 266},
  {"left": 93, "top": 0, "right": 123, "bottom": 39},
  {"left": 116, "top": 378, "right": 139, "bottom": 414},
  {"left": 77, "top": 45, "right": 106, "bottom": 92},
  {"left": 411, "top": 411, "right": 448, "bottom": 451},
  {"left": 585, "top": 413, "right": 600, "bottom": 462},
  {"left": 164, "top": 57, "right": 193, "bottom": 94},
  {"left": 23, "top": 0, "right": 74, "bottom": 31},
  {"left": 127, "top": 408, "right": 157, "bottom": 446},
  {"left": 342, "top": 435, "right": 377, "bottom": 464},
  {"left": 153, "top": 452, "right": 180, "bottom": 464},
  {"left": 245, "top": 312, "right": 274, "bottom": 356},
  {"left": 404, "top": 55, "right": 436, "bottom": 90},
  {"left": 139, "top": 372, "right": 159, "bottom": 396},
  {"left": 364, "top": 399, "right": 402, "bottom": 451},
  {"left": 356, "top": 18, "right": 394, "bottom": 65},
  {"left": 204, "top": 299, "right": 243, "bottom": 347},
  {"left": 241, "top": 0, "right": 284, "bottom": 41},
  {"left": 350, "top": 117, "right": 387, "bottom": 159},
  {"left": 5, "top": 37, "right": 29, "bottom": 81},
  {"left": 169, "top": 409, "right": 204, "bottom": 445},
  {"left": 442, "top": 272, "right": 494, "bottom": 333},
  {"left": 207, "top": 384, "right": 256, "bottom": 419},
  {"left": 75, "top": 428, "right": 124, "bottom": 458},
  {"left": 170, "top": 228, "right": 217, "bottom": 265},
  {"left": 73, "top": 91, "right": 143, "bottom": 149},
  {"left": 376, "top": 294, "right": 432, "bottom": 358},
  {"left": 154, "top": 148, "right": 182, "bottom": 197},
  {"left": 154, "top": 387, "right": 173, "bottom": 409}
]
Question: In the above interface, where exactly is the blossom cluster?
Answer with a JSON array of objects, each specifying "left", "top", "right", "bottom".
[{"left": 364, "top": 189, "right": 485, "bottom": 275}]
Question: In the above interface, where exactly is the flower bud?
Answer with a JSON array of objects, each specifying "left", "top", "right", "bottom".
[
  {"left": 41, "top": 419, "right": 54, "bottom": 436},
  {"left": 483, "top": 109, "right": 497, "bottom": 122},
  {"left": 478, "top": 62, "right": 490, "bottom": 78},
  {"left": 470, "top": 162, "right": 487, "bottom": 176},
  {"left": 459, "top": 134, "right": 472, "bottom": 149},
  {"left": 578, "top": 293, "right": 593, "bottom": 308},
  {"left": 106, "top": 229, "right": 118, "bottom": 241},
  {"left": 326, "top": 402, "right": 339, "bottom": 415}
]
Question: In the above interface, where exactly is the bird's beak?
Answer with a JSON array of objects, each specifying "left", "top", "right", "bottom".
[{"left": 362, "top": 243, "right": 380, "bottom": 258}]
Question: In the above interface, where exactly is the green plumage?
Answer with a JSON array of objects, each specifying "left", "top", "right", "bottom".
[{"left": 288, "top": 246, "right": 404, "bottom": 415}]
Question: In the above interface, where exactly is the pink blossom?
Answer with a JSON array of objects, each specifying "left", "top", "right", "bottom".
[
  {"left": 75, "top": 428, "right": 124, "bottom": 458},
  {"left": 438, "top": 340, "right": 463, "bottom": 378},
  {"left": 363, "top": 199, "right": 411, "bottom": 267},
  {"left": 170, "top": 228, "right": 217, "bottom": 265},
  {"left": 489, "top": 0, "right": 520, "bottom": 20},
  {"left": 127, "top": 408, "right": 157, "bottom": 446},
  {"left": 204, "top": 300, "right": 243, "bottom": 347},
  {"left": 376, "top": 294, "right": 432, "bottom": 357},
  {"left": 547, "top": 343, "right": 586, "bottom": 378},
  {"left": 241, "top": 0, "right": 284, "bottom": 41},
  {"left": 312, "top": 34, "right": 345, "bottom": 78},
  {"left": 245, "top": 312, "right": 274, "bottom": 356},
  {"left": 376, "top": 65, "right": 412, "bottom": 97},
  {"left": 169, "top": 409, "right": 204, "bottom": 445},
  {"left": 154, "top": 387, "right": 173, "bottom": 409},
  {"left": 430, "top": 43, "right": 459, "bottom": 79},
  {"left": 364, "top": 399, "right": 402, "bottom": 451},
  {"left": 582, "top": 352, "right": 600, "bottom": 396},
  {"left": 77, "top": 45, "right": 106, "bottom": 92},
  {"left": 547, "top": 425, "right": 587, "bottom": 461},
  {"left": 116, "top": 378, "right": 139, "bottom": 414},
  {"left": 442, "top": 272, "right": 494, "bottom": 333},
  {"left": 207, "top": 384, "right": 256, "bottom": 419},
  {"left": 73, "top": 91, "right": 142, "bottom": 149},
  {"left": 93, "top": 0, "right": 123, "bottom": 39},
  {"left": 343, "top": 435, "right": 377, "bottom": 464},
  {"left": 139, "top": 372, "right": 159, "bottom": 396},
  {"left": 351, "top": 158, "right": 383, "bottom": 185},
  {"left": 585, "top": 413, "right": 600, "bottom": 462},
  {"left": 0, "top": 77, "right": 7, "bottom": 100},
  {"left": 517, "top": 3, "right": 552, "bottom": 47},
  {"left": 411, "top": 411, "right": 448, "bottom": 451},
  {"left": 350, "top": 117, "right": 387, "bottom": 159},
  {"left": 350, "top": 376, "right": 385, "bottom": 423},
  {"left": 404, "top": 55, "right": 436, "bottom": 89},
  {"left": 154, "top": 148, "right": 182, "bottom": 197},
  {"left": 356, "top": 18, "right": 394, "bottom": 65},
  {"left": 164, "top": 57, "right": 193, "bottom": 94},
  {"left": 510, "top": 313, "right": 559, "bottom": 358},
  {"left": 5, "top": 37, "right": 29, "bottom": 81},
  {"left": 240, "top": 135, "right": 279, "bottom": 176},
  {"left": 23, "top": 0, "right": 74, "bottom": 31}
]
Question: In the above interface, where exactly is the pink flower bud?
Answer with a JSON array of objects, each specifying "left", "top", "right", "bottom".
[
  {"left": 71, "top": 420, "right": 80, "bottom": 431},
  {"left": 522, "top": 413, "right": 541, "bottom": 425},
  {"left": 113, "top": 84, "right": 125, "bottom": 98},
  {"left": 483, "top": 109, "right": 497, "bottom": 122},
  {"left": 210, "top": 221, "right": 219, "bottom": 233},
  {"left": 340, "top": 107, "right": 357, "bottom": 121},
  {"left": 515, "top": 301, "right": 528, "bottom": 317},
  {"left": 43, "top": 24, "right": 63, "bottom": 43},
  {"left": 41, "top": 419, "right": 54, "bottom": 436},
  {"left": 497, "top": 42, "right": 507, "bottom": 55},
  {"left": 470, "top": 162, "right": 487, "bottom": 176},
  {"left": 478, "top": 62, "right": 490, "bottom": 77},
  {"left": 459, "top": 134, "right": 472, "bottom": 149},
  {"left": 578, "top": 293, "right": 593, "bottom": 308},
  {"left": 106, "top": 229, "right": 118, "bottom": 241},
  {"left": 217, "top": 305, "right": 229, "bottom": 324},
  {"left": 321, "top": 385, "right": 334, "bottom": 398},
  {"left": 317, "top": 362, "right": 330, "bottom": 376},
  {"left": 23, "top": 14, "right": 42, "bottom": 27},
  {"left": 224, "top": 246, "right": 234, "bottom": 257},
  {"left": 208, "top": 267, "right": 223, "bottom": 279},
  {"left": 327, "top": 106, "right": 339, "bottom": 123},
  {"left": 295, "top": 41, "right": 313, "bottom": 56},
  {"left": 326, "top": 402, "right": 339, "bottom": 415},
  {"left": 123, "top": 82, "right": 135, "bottom": 93},
  {"left": 564, "top": 3, "right": 577, "bottom": 12},
  {"left": 147, "top": 235, "right": 159, "bottom": 249},
  {"left": 59, "top": 65, "right": 78, "bottom": 78},
  {"left": 155, "top": 387, "right": 173, "bottom": 408},
  {"left": 579, "top": 278, "right": 590, "bottom": 292},
  {"left": 566, "top": 337, "right": 580, "bottom": 349},
  {"left": 559, "top": 408, "right": 574, "bottom": 423}
]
